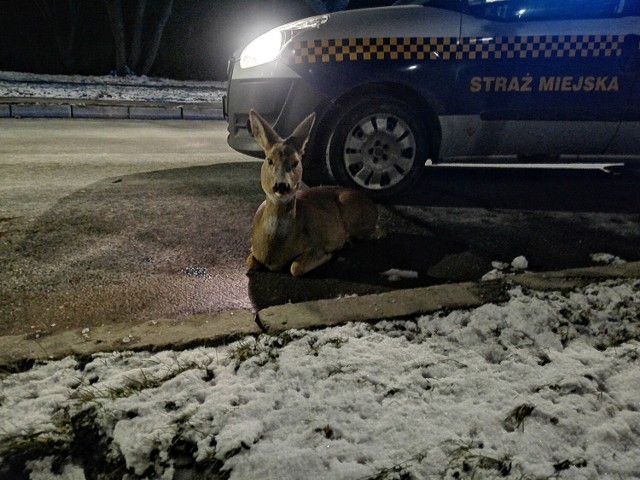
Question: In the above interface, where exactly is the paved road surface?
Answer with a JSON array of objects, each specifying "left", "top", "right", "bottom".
[
  {"left": 1, "top": 119, "right": 258, "bottom": 337},
  {"left": 1, "top": 119, "right": 639, "bottom": 338}
]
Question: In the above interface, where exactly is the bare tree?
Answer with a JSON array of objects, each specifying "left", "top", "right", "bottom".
[
  {"left": 103, "top": 0, "right": 127, "bottom": 74},
  {"left": 103, "top": 0, "right": 173, "bottom": 76},
  {"left": 33, "top": 0, "right": 80, "bottom": 72},
  {"left": 138, "top": 0, "right": 172, "bottom": 75},
  {"left": 128, "top": 0, "right": 147, "bottom": 70}
]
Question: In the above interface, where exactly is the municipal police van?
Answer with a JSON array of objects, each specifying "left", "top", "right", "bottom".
[{"left": 225, "top": 0, "right": 640, "bottom": 197}]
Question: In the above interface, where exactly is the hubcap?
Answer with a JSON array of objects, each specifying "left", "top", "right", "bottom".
[{"left": 342, "top": 113, "right": 416, "bottom": 190}]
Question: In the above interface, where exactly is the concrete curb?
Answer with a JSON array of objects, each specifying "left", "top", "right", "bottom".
[
  {"left": 0, "top": 262, "right": 637, "bottom": 369},
  {"left": 510, "top": 261, "right": 640, "bottom": 290},
  {"left": 0, "top": 310, "right": 259, "bottom": 368},
  {"left": 258, "top": 261, "right": 640, "bottom": 334},
  {"left": 258, "top": 280, "right": 507, "bottom": 334},
  {"left": 0, "top": 98, "right": 223, "bottom": 120}
]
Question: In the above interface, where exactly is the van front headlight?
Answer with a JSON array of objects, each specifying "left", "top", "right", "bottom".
[{"left": 239, "top": 15, "right": 329, "bottom": 69}]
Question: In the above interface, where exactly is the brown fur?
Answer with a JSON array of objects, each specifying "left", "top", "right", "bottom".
[{"left": 247, "top": 110, "right": 381, "bottom": 276}]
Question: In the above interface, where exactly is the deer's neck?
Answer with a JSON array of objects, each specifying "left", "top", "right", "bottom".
[{"left": 262, "top": 196, "right": 297, "bottom": 237}]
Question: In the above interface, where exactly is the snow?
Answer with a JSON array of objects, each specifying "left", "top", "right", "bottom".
[
  {"left": 26, "top": 458, "right": 85, "bottom": 480},
  {"left": 380, "top": 268, "right": 419, "bottom": 281},
  {"left": 1, "top": 277, "right": 639, "bottom": 479},
  {"left": 510, "top": 255, "right": 528, "bottom": 270},
  {"left": 483, "top": 255, "right": 530, "bottom": 281},
  {"left": 591, "top": 252, "right": 628, "bottom": 266},
  {"left": 0, "top": 71, "right": 226, "bottom": 104}
]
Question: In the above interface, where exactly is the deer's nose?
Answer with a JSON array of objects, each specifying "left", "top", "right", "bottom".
[{"left": 273, "top": 182, "right": 291, "bottom": 195}]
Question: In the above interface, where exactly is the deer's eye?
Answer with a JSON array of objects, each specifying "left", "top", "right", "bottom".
[
  {"left": 292, "top": 160, "right": 299, "bottom": 168},
  {"left": 267, "top": 158, "right": 273, "bottom": 165}
]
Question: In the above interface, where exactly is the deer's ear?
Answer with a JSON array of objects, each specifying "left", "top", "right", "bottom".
[
  {"left": 287, "top": 112, "right": 316, "bottom": 155},
  {"left": 250, "top": 110, "right": 282, "bottom": 152}
]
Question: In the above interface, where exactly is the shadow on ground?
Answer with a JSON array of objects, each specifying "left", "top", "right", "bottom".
[
  {"left": 395, "top": 166, "right": 640, "bottom": 213},
  {"left": 0, "top": 163, "right": 263, "bottom": 336},
  {"left": 247, "top": 233, "right": 471, "bottom": 310},
  {"left": 248, "top": 165, "right": 640, "bottom": 309}
]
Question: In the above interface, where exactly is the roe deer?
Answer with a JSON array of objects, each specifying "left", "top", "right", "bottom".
[{"left": 247, "top": 110, "right": 381, "bottom": 277}]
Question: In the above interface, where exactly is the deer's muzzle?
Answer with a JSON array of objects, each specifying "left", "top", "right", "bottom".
[{"left": 273, "top": 182, "right": 292, "bottom": 195}]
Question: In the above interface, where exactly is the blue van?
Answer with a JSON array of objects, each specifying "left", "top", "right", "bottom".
[{"left": 225, "top": 0, "right": 640, "bottom": 197}]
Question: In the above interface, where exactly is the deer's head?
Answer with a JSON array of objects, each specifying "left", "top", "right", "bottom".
[{"left": 250, "top": 110, "right": 315, "bottom": 203}]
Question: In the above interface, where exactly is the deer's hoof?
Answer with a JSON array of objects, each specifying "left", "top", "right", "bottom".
[{"left": 290, "top": 262, "right": 306, "bottom": 277}]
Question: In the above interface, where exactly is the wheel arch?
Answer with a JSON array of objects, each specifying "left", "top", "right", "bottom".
[{"left": 319, "top": 82, "right": 443, "bottom": 161}]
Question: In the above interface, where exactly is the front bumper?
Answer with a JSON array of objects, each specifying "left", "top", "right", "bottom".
[{"left": 226, "top": 68, "right": 331, "bottom": 158}]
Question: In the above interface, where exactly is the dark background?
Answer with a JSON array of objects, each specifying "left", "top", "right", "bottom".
[{"left": 0, "top": 0, "right": 395, "bottom": 81}]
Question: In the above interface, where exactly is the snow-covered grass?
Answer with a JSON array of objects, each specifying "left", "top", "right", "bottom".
[
  {"left": 1, "top": 279, "right": 639, "bottom": 479},
  {"left": 0, "top": 71, "right": 225, "bottom": 104}
]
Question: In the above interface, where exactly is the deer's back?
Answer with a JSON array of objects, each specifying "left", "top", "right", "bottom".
[{"left": 297, "top": 186, "right": 378, "bottom": 243}]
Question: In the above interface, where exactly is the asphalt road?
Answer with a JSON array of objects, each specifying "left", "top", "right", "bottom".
[{"left": 1, "top": 119, "right": 639, "bottom": 337}]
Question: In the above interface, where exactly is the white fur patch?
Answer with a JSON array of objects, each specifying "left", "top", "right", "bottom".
[{"left": 264, "top": 215, "right": 290, "bottom": 237}]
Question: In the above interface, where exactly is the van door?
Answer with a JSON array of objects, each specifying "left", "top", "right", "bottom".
[
  {"left": 444, "top": 0, "right": 637, "bottom": 159},
  {"left": 607, "top": 1, "right": 640, "bottom": 155}
]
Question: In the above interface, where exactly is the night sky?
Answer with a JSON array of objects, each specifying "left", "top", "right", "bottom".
[{"left": 0, "top": 0, "right": 395, "bottom": 80}]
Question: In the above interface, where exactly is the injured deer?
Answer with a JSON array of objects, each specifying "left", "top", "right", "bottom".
[{"left": 247, "top": 110, "right": 381, "bottom": 277}]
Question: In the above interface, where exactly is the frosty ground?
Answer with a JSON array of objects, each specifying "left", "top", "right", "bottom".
[
  {"left": 0, "top": 71, "right": 225, "bottom": 104},
  {"left": 1, "top": 273, "right": 639, "bottom": 480},
  {"left": 1, "top": 73, "right": 639, "bottom": 479}
]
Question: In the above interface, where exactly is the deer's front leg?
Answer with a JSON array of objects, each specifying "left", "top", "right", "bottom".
[
  {"left": 290, "top": 250, "right": 333, "bottom": 277},
  {"left": 247, "top": 251, "right": 264, "bottom": 271}
]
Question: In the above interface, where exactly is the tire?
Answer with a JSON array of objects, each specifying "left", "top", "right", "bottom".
[
  {"left": 302, "top": 142, "right": 334, "bottom": 187},
  {"left": 325, "top": 95, "right": 429, "bottom": 198}
]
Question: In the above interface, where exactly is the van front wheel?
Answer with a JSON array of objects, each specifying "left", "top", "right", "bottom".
[{"left": 325, "top": 96, "right": 429, "bottom": 198}]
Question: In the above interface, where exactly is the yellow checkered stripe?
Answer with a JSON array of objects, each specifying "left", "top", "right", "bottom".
[{"left": 289, "top": 35, "right": 625, "bottom": 64}]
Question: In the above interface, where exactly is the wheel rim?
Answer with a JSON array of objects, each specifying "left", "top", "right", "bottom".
[{"left": 342, "top": 113, "right": 417, "bottom": 190}]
